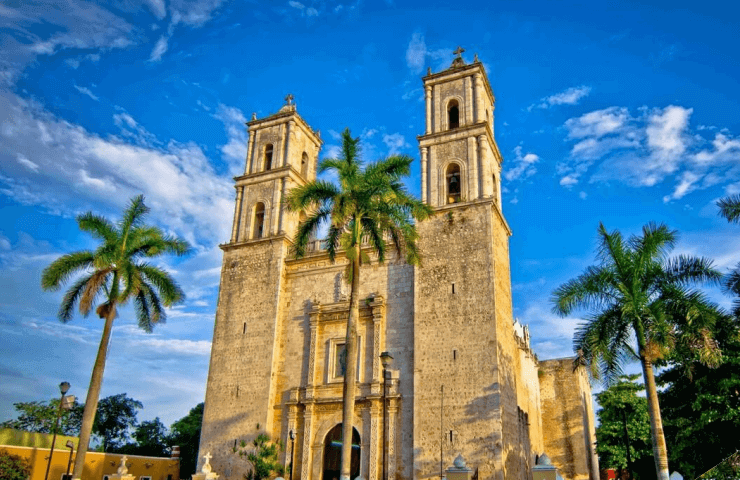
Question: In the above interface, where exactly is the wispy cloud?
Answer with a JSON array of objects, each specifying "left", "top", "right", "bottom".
[
  {"left": 529, "top": 85, "right": 591, "bottom": 110},
  {"left": 73, "top": 84, "right": 99, "bottom": 101},
  {"left": 213, "top": 103, "right": 248, "bottom": 174},
  {"left": 382, "top": 133, "right": 409, "bottom": 156},
  {"left": 404, "top": 32, "right": 452, "bottom": 76},
  {"left": 288, "top": 0, "right": 319, "bottom": 16},
  {"left": 504, "top": 146, "right": 539, "bottom": 181},
  {"left": 557, "top": 104, "right": 740, "bottom": 201},
  {"left": 149, "top": 35, "right": 169, "bottom": 62}
]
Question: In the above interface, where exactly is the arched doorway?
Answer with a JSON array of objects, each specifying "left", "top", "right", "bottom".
[{"left": 322, "top": 424, "right": 360, "bottom": 480}]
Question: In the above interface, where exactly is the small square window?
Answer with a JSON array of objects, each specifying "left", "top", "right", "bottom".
[
  {"left": 141, "top": 476, "right": 152, "bottom": 480},
  {"left": 61, "top": 475, "right": 73, "bottom": 480},
  {"left": 328, "top": 337, "right": 361, "bottom": 383}
]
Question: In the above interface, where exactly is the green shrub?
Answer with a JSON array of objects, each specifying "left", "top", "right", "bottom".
[{"left": 0, "top": 450, "right": 31, "bottom": 480}]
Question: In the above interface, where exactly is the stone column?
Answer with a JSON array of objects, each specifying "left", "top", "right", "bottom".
[
  {"left": 433, "top": 84, "right": 440, "bottom": 133},
  {"left": 230, "top": 186, "right": 244, "bottom": 243},
  {"left": 467, "top": 137, "right": 478, "bottom": 200},
  {"left": 246, "top": 130, "right": 255, "bottom": 174},
  {"left": 464, "top": 76, "right": 474, "bottom": 126},
  {"left": 428, "top": 147, "right": 437, "bottom": 207},
  {"left": 479, "top": 135, "right": 493, "bottom": 197},
  {"left": 424, "top": 85, "right": 432, "bottom": 134},
  {"left": 474, "top": 73, "right": 484, "bottom": 124},
  {"left": 301, "top": 404, "right": 315, "bottom": 480},
  {"left": 239, "top": 192, "right": 251, "bottom": 241},
  {"left": 387, "top": 397, "right": 399, "bottom": 480},
  {"left": 420, "top": 147, "right": 428, "bottom": 204},
  {"left": 278, "top": 177, "right": 287, "bottom": 234},
  {"left": 306, "top": 311, "right": 320, "bottom": 398},
  {"left": 287, "top": 404, "right": 298, "bottom": 468},
  {"left": 283, "top": 120, "right": 294, "bottom": 168},
  {"left": 369, "top": 403, "right": 380, "bottom": 480},
  {"left": 270, "top": 182, "right": 281, "bottom": 236}
]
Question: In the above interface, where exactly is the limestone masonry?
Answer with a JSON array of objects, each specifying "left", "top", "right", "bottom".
[{"left": 198, "top": 52, "right": 599, "bottom": 480}]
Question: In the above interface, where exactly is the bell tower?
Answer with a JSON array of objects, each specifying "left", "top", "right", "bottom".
[
  {"left": 418, "top": 47, "right": 502, "bottom": 208},
  {"left": 229, "top": 94, "right": 323, "bottom": 245}
]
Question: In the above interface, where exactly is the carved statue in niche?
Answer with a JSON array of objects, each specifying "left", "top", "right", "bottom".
[{"left": 335, "top": 272, "right": 348, "bottom": 301}]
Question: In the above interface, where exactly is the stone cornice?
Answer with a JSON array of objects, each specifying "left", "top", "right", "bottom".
[
  {"left": 416, "top": 122, "right": 503, "bottom": 165},
  {"left": 422, "top": 61, "right": 495, "bottom": 104},
  {"left": 431, "top": 197, "right": 512, "bottom": 236},
  {"left": 247, "top": 109, "right": 323, "bottom": 148},
  {"left": 233, "top": 164, "right": 308, "bottom": 187}
]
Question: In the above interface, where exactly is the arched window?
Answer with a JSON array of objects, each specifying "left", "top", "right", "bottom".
[
  {"left": 446, "top": 164, "right": 461, "bottom": 204},
  {"left": 264, "top": 144, "right": 273, "bottom": 171},
  {"left": 301, "top": 152, "right": 309, "bottom": 178},
  {"left": 253, "top": 202, "right": 265, "bottom": 239},
  {"left": 448, "top": 100, "right": 460, "bottom": 130}
]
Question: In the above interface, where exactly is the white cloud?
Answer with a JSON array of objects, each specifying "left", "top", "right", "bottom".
[
  {"left": 579, "top": 191, "right": 587, "bottom": 200},
  {"left": 405, "top": 32, "right": 427, "bottom": 74},
  {"left": 287, "top": 1, "right": 319, "bottom": 17},
  {"left": 382, "top": 133, "right": 409, "bottom": 156},
  {"left": 530, "top": 85, "right": 591, "bottom": 110},
  {"left": 73, "top": 84, "right": 99, "bottom": 101},
  {"left": 16, "top": 154, "right": 39, "bottom": 173},
  {"left": 0, "top": 88, "right": 233, "bottom": 249},
  {"left": 149, "top": 35, "right": 169, "bottom": 62},
  {"left": 558, "top": 104, "right": 740, "bottom": 202},
  {"left": 213, "top": 103, "right": 248, "bottom": 174},
  {"left": 504, "top": 146, "right": 539, "bottom": 181},
  {"left": 146, "top": 0, "right": 167, "bottom": 19}
]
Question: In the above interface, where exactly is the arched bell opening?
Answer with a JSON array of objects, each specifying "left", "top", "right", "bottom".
[
  {"left": 446, "top": 163, "right": 462, "bottom": 204},
  {"left": 322, "top": 424, "right": 360, "bottom": 480}
]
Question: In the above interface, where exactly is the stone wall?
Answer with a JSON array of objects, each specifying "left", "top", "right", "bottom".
[{"left": 539, "top": 358, "right": 599, "bottom": 480}]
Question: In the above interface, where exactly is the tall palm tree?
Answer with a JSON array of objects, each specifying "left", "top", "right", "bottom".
[
  {"left": 285, "top": 128, "right": 432, "bottom": 480},
  {"left": 717, "top": 194, "right": 740, "bottom": 316},
  {"left": 41, "top": 195, "right": 190, "bottom": 480},
  {"left": 551, "top": 222, "right": 722, "bottom": 480}
]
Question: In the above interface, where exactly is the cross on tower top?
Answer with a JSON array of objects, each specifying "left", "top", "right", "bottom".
[
  {"left": 284, "top": 93, "right": 294, "bottom": 105},
  {"left": 453, "top": 46, "right": 465, "bottom": 58}
]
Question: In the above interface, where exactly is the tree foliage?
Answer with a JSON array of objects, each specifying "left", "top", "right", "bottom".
[
  {"left": 0, "top": 450, "right": 31, "bottom": 480},
  {"left": 233, "top": 433, "right": 284, "bottom": 480},
  {"left": 657, "top": 315, "right": 740, "bottom": 479},
  {"left": 41, "top": 195, "right": 190, "bottom": 479},
  {"left": 595, "top": 375, "right": 654, "bottom": 480},
  {"left": 285, "top": 128, "right": 431, "bottom": 478},
  {"left": 1, "top": 397, "right": 83, "bottom": 436},
  {"left": 92, "top": 393, "right": 142, "bottom": 452},
  {"left": 551, "top": 222, "right": 723, "bottom": 480},
  {"left": 169, "top": 403, "right": 203, "bottom": 477}
]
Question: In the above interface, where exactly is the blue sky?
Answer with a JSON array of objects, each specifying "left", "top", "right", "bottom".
[{"left": 1, "top": 0, "right": 740, "bottom": 428}]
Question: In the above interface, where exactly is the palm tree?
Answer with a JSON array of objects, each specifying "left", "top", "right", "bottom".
[
  {"left": 41, "top": 195, "right": 190, "bottom": 480},
  {"left": 717, "top": 194, "right": 740, "bottom": 316},
  {"left": 551, "top": 222, "right": 722, "bottom": 480},
  {"left": 285, "top": 128, "right": 432, "bottom": 480}
]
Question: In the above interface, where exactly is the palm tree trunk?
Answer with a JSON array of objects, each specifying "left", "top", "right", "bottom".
[
  {"left": 340, "top": 247, "right": 361, "bottom": 480},
  {"left": 640, "top": 355, "right": 670, "bottom": 480},
  {"left": 72, "top": 305, "right": 116, "bottom": 480}
]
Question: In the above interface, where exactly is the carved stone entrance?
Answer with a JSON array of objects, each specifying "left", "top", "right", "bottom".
[{"left": 322, "top": 424, "right": 360, "bottom": 480}]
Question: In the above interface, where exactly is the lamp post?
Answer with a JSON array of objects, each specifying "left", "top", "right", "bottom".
[
  {"left": 380, "top": 352, "right": 394, "bottom": 480},
  {"left": 288, "top": 429, "right": 296, "bottom": 480},
  {"left": 44, "top": 381, "right": 70, "bottom": 480},
  {"left": 65, "top": 440, "right": 75, "bottom": 479}
]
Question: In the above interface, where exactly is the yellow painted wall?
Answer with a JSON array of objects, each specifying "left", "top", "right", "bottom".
[{"left": 1, "top": 430, "right": 180, "bottom": 480}]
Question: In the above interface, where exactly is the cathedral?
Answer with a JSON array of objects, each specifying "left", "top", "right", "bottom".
[{"left": 198, "top": 51, "right": 599, "bottom": 480}]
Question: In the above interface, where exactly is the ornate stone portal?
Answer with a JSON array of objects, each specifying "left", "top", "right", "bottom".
[{"left": 285, "top": 296, "right": 400, "bottom": 480}]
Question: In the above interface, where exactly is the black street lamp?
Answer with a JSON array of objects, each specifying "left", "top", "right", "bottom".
[
  {"left": 44, "top": 381, "right": 70, "bottom": 480},
  {"left": 65, "top": 440, "right": 75, "bottom": 480},
  {"left": 380, "top": 352, "right": 394, "bottom": 480},
  {"left": 288, "top": 429, "right": 296, "bottom": 480}
]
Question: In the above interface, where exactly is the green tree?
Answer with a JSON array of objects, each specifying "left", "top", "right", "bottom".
[
  {"left": 595, "top": 375, "right": 653, "bottom": 480},
  {"left": 285, "top": 128, "right": 432, "bottom": 479},
  {"left": 1, "top": 397, "right": 84, "bottom": 436},
  {"left": 657, "top": 314, "right": 740, "bottom": 479},
  {"left": 169, "top": 403, "right": 203, "bottom": 477},
  {"left": 41, "top": 195, "right": 190, "bottom": 479},
  {"left": 93, "top": 393, "right": 142, "bottom": 452},
  {"left": 551, "top": 222, "right": 723, "bottom": 480},
  {"left": 117, "top": 417, "right": 170, "bottom": 457},
  {"left": 234, "top": 433, "right": 284, "bottom": 480},
  {"left": 698, "top": 452, "right": 740, "bottom": 480},
  {"left": 0, "top": 450, "right": 31, "bottom": 480}
]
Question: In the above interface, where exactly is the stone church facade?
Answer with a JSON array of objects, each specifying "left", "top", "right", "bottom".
[{"left": 198, "top": 54, "right": 599, "bottom": 480}]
